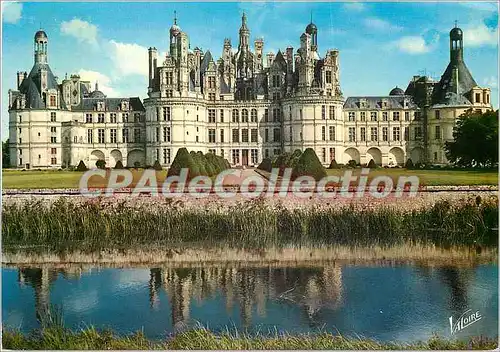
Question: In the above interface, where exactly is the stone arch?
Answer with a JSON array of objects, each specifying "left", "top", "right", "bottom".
[
  {"left": 388, "top": 147, "right": 405, "bottom": 166},
  {"left": 89, "top": 150, "right": 105, "bottom": 168},
  {"left": 366, "top": 147, "right": 382, "bottom": 165},
  {"left": 127, "top": 149, "right": 145, "bottom": 167},
  {"left": 410, "top": 147, "right": 424, "bottom": 164},
  {"left": 110, "top": 149, "right": 123, "bottom": 167},
  {"left": 343, "top": 147, "right": 360, "bottom": 164}
]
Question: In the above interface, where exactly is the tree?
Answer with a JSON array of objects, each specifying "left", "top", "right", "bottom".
[
  {"left": 2, "top": 139, "right": 10, "bottom": 168},
  {"left": 329, "top": 159, "right": 339, "bottom": 169},
  {"left": 291, "top": 148, "right": 327, "bottom": 180},
  {"left": 405, "top": 159, "right": 414, "bottom": 169},
  {"left": 96, "top": 159, "right": 106, "bottom": 169},
  {"left": 114, "top": 160, "right": 124, "bottom": 169},
  {"left": 152, "top": 160, "right": 162, "bottom": 171},
  {"left": 257, "top": 158, "right": 272, "bottom": 172},
  {"left": 445, "top": 109, "right": 498, "bottom": 167},
  {"left": 76, "top": 160, "right": 88, "bottom": 171},
  {"left": 367, "top": 159, "right": 377, "bottom": 169},
  {"left": 167, "top": 148, "right": 200, "bottom": 179}
]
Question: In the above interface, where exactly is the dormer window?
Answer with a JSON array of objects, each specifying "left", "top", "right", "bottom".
[
  {"left": 326, "top": 70, "right": 332, "bottom": 84},
  {"left": 359, "top": 99, "right": 367, "bottom": 108},
  {"left": 121, "top": 101, "right": 129, "bottom": 111},
  {"left": 97, "top": 101, "right": 105, "bottom": 111},
  {"left": 49, "top": 95, "right": 56, "bottom": 107}
]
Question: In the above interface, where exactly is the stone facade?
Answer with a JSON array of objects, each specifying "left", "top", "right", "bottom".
[{"left": 7, "top": 17, "right": 492, "bottom": 169}]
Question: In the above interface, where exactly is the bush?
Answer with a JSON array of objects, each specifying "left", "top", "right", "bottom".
[
  {"left": 114, "top": 160, "right": 124, "bottom": 169},
  {"left": 151, "top": 160, "right": 162, "bottom": 171},
  {"left": 96, "top": 160, "right": 106, "bottom": 169},
  {"left": 329, "top": 159, "right": 339, "bottom": 169},
  {"left": 367, "top": 159, "right": 377, "bottom": 169},
  {"left": 76, "top": 160, "right": 88, "bottom": 172},
  {"left": 133, "top": 161, "right": 141, "bottom": 169},
  {"left": 167, "top": 148, "right": 200, "bottom": 179},
  {"left": 347, "top": 160, "right": 357, "bottom": 168},
  {"left": 291, "top": 148, "right": 327, "bottom": 181},
  {"left": 405, "top": 158, "right": 414, "bottom": 169},
  {"left": 257, "top": 158, "right": 272, "bottom": 172}
]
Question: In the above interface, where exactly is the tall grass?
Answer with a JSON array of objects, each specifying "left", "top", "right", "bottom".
[
  {"left": 2, "top": 326, "right": 497, "bottom": 350},
  {"left": 2, "top": 196, "right": 497, "bottom": 254}
]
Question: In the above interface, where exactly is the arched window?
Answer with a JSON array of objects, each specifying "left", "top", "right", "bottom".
[
  {"left": 242, "top": 109, "right": 249, "bottom": 123},
  {"left": 232, "top": 109, "right": 239, "bottom": 123},
  {"left": 251, "top": 109, "right": 257, "bottom": 122}
]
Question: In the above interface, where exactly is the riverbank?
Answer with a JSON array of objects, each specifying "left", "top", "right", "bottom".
[{"left": 3, "top": 327, "right": 497, "bottom": 350}]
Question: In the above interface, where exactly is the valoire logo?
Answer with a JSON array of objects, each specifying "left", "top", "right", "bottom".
[{"left": 449, "top": 309, "right": 482, "bottom": 335}]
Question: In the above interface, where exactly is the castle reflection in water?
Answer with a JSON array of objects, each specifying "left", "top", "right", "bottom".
[{"left": 17, "top": 264, "right": 343, "bottom": 329}]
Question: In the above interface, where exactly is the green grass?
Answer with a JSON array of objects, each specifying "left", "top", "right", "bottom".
[
  {"left": 3, "top": 196, "right": 498, "bottom": 254},
  {"left": 2, "top": 326, "right": 497, "bottom": 350},
  {"left": 326, "top": 168, "right": 498, "bottom": 186},
  {"left": 2, "top": 169, "right": 169, "bottom": 189}
]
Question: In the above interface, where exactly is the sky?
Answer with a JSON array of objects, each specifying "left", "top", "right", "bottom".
[{"left": 1, "top": 1, "right": 498, "bottom": 141}]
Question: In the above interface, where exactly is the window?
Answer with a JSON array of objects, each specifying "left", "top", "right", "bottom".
[
  {"left": 360, "top": 127, "right": 366, "bottom": 142},
  {"left": 272, "top": 75, "right": 281, "bottom": 88},
  {"left": 51, "top": 157, "right": 57, "bottom": 165},
  {"left": 155, "top": 127, "right": 160, "bottom": 142},
  {"left": 321, "top": 105, "right": 326, "bottom": 120},
  {"left": 232, "top": 149, "right": 240, "bottom": 164},
  {"left": 208, "top": 109, "right": 216, "bottom": 123},
  {"left": 220, "top": 110, "right": 224, "bottom": 123},
  {"left": 98, "top": 113, "right": 105, "bottom": 123},
  {"left": 273, "top": 128, "right": 281, "bottom": 142},
  {"left": 435, "top": 125, "right": 441, "bottom": 140},
  {"left": 272, "top": 108, "right": 281, "bottom": 122},
  {"left": 110, "top": 113, "right": 117, "bottom": 123},
  {"left": 134, "top": 113, "right": 141, "bottom": 123},
  {"left": 322, "top": 148, "right": 326, "bottom": 163},
  {"left": 163, "top": 127, "right": 171, "bottom": 142},
  {"left": 392, "top": 127, "right": 400, "bottom": 141},
  {"left": 18, "top": 149, "right": 22, "bottom": 155},
  {"left": 165, "top": 90, "right": 173, "bottom": 98},
  {"left": 265, "top": 128, "right": 269, "bottom": 142},
  {"left": 404, "top": 127, "right": 409, "bottom": 141},
  {"left": 98, "top": 129, "right": 105, "bottom": 143},
  {"left": 251, "top": 109, "right": 257, "bottom": 122},
  {"left": 232, "top": 109, "right": 239, "bottom": 123},
  {"left": 50, "top": 95, "right": 56, "bottom": 107},
  {"left": 321, "top": 126, "right": 326, "bottom": 141},
  {"left": 360, "top": 112, "right": 366, "bottom": 122},
  {"left": 264, "top": 109, "right": 269, "bottom": 122},
  {"left": 220, "top": 129, "right": 225, "bottom": 143},
  {"left": 19, "top": 115, "right": 22, "bottom": 123},
  {"left": 242, "top": 109, "right": 249, "bottom": 123},
  {"left": 208, "top": 129, "right": 216, "bottom": 143},
  {"left": 348, "top": 127, "right": 356, "bottom": 142},
  {"left": 382, "top": 112, "right": 388, "bottom": 121},
  {"left": 50, "top": 112, "right": 56, "bottom": 122},
  {"left": 163, "top": 107, "right": 171, "bottom": 121},
  {"left": 163, "top": 149, "right": 171, "bottom": 164},
  {"left": 434, "top": 152, "right": 438, "bottom": 161},
  {"left": 435, "top": 110, "right": 440, "bottom": 119},
  {"left": 348, "top": 112, "right": 355, "bottom": 121},
  {"left": 122, "top": 129, "right": 129, "bottom": 143},
  {"left": 242, "top": 128, "right": 249, "bottom": 142},
  {"left": 208, "top": 149, "right": 216, "bottom": 154},
  {"left": 196, "top": 135, "right": 199, "bottom": 143},
  {"left": 122, "top": 113, "right": 129, "bottom": 122},
  {"left": 405, "top": 111, "right": 410, "bottom": 121},
  {"left": 86, "top": 114, "right": 93, "bottom": 123},
  {"left": 73, "top": 136, "right": 77, "bottom": 143},
  {"left": 475, "top": 93, "right": 481, "bottom": 103},
  {"left": 273, "top": 149, "right": 281, "bottom": 156},
  {"left": 289, "top": 126, "right": 293, "bottom": 142},
  {"left": 208, "top": 76, "right": 216, "bottom": 89},
  {"left": 300, "top": 109, "right": 303, "bottom": 120},
  {"left": 50, "top": 127, "right": 56, "bottom": 133},
  {"left": 414, "top": 126, "right": 422, "bottom": 139},
  {"left": 382, "top": 127, "right": 388, "bottom": 141},
  {"left": 370, "top": 112, "right": 377, "bottom": 121},
  {"left": 134, "top": 128, "right": 141, "bottom": 143},
  {"left": 371, "top": 127, "right": 378, "bottom": 142},
  {"left": 208, "top": 93, "right": 216, "bottom": 101},
  {"left": 329, "top": 126, "right": 335, "bottom": 141},
  {"left": 326, "top": 70, "right": 332, "bottom": 84},
  {"left": 414, "top": 111, "right": 421, "bottom": 120},
  {"left": 289, "top": 107, "right": 292, "bottom": 121},
  {"left": 51, "top": 148, "right": 56, "bottom": 154},
  {"left": 329, "top": 106, "right": 335, "bottom": 120},
  {"left": 265, "top": 149, "right": 270, "bottom": 158},
  {"left": 330, "top": 148, "right": 335, "bottom": 161},
  {"left": 110, "top": 129, "right": 117, "bottom": 143},
  {"left": 393, "top": 111, "right": 400, "bottom": 121},
  {"left": 87, "top": 129, "right": 93, "bottom": 144},
  {"left": 251, "top": 149, "right": 258, "bottom": 164},
  {"left": 50, "top": 136, "right": 57, "bottom": 143},
  {"left": 232, "top": 129, "right": 239, "bottom": 143}
]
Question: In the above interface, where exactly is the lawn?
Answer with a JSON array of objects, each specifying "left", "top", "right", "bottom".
[
  {"left": 326, "top": 168, "right": 498, "bottom": 186},
  {"left": 2, "top": 169, "right": 170, "bottom": 189}
]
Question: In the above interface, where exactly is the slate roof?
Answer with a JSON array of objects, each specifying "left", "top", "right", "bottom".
[
  {"left": 431, "top": 60, "right": 476, "bottom": 106},
  {"left": 72, "top": 97, "right": 145, "bottom": 112},
  {"left": 17, "top": 63, "right": 66, "bottom": 109},
  {"left": 344, "top": 96, "right": 419, "bottom": 109}
]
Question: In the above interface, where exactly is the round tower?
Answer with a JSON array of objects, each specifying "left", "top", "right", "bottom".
[{"left": 449, "top": 25, "right": 463, "bottom": 64}]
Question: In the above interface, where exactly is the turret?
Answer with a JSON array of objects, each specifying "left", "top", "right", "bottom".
[
  {"left": 238, "top": 12, "right": 250, "bottom": 51},
  {"left": 148, "top": 47, "right": 158, "bottom": 90},
  {"left": 34, "top": 30, "right": 48, "bottom": 64},
  {"left": 450, "top": 25, "right": 463, "bottom": 64}
]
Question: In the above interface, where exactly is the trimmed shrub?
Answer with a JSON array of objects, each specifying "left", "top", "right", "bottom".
[
  {"left": 152, "top": 160, "right": 162, "bottom": 171},
  {"left": 405, "top": 158, "right": 414, "bottom": 169},
  {"left": 367, "top": 159, "right": 377, "bottom": 169},
  {"left": 257, "top": 158, "right": 273, "bottom": 172},
  {"left": 168, "top": 148, "right": 200, "bottom": 179},
  {"left": 347, "top": 160, "right": 357, "bottom": 168},
  {"left": 133, "top": 161, "right": 141, "bottom": 169},
  {"left": 76, "top": 160, "right": 88, "bottom": 172},
  {"left": 95, "top": 160, "right": 106, "bottom": 170},
  {"left": 114, "top": 160, "right": 124, "bottom": 169},
  {"left": 329, "top": 159, "right": 340, "bottom": 169},
  {"left": 291, "top": 148, "right": 327, "bottom": 181}
]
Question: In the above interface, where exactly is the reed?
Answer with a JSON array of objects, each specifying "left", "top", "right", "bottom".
[
  {"left": 2, "top": 196, "right": 497, "bottom": 255},
  {"left": 2, "top": 326, "right": 497, "bottom": 350}
]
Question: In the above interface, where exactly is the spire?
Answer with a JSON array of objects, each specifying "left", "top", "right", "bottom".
[
  {"left": 95, "top": 81, "right": 99, "bottom": 91},
  {"left": 174, "top": 10, "right": 177, "bottom": 25},
  {"left": 238, "top": 11, "right": 250, "bottom": 49}
]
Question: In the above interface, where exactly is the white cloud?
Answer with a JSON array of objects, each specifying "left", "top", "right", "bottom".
[
  {"left": 459, "top": 2, "right": 498, "bottom": 13},
  {"left": 108, "top": 40, "right": 148, "bottom": 76},
  {"left": 343, "top": 2, "right": 366, "bottom": 12},
  {"left": 483, "top": 76, "right": 498, "bottom": 89},
  {"left": 2, "top": 1, "right": 22, "bottom": 24},
  {"left": 61, "top": 18, "right": 98, "bottom": 45},
  {"left": 77, "top": 69, "right": 120, "bottom": 96},
  {"left": 393, "top": 36, "right": 433, "bottom": 54},
  {"left": 464, "top": 23, "right": 498, "bottom": 47},
  {"left": 363, "top": 17, "right": 403, "bottom": 31}
]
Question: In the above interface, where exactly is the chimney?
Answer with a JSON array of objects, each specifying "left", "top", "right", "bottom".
[
  {"left": 266, "top": 52, "right": 275, "bottom": 68},
  {"left": 17, "top": 71, "right": 27, "bottom": 89}
]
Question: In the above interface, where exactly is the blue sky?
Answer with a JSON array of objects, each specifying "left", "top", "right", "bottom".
[{"left": 2, "top": 1, "right": 498, "bottom": 140}]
